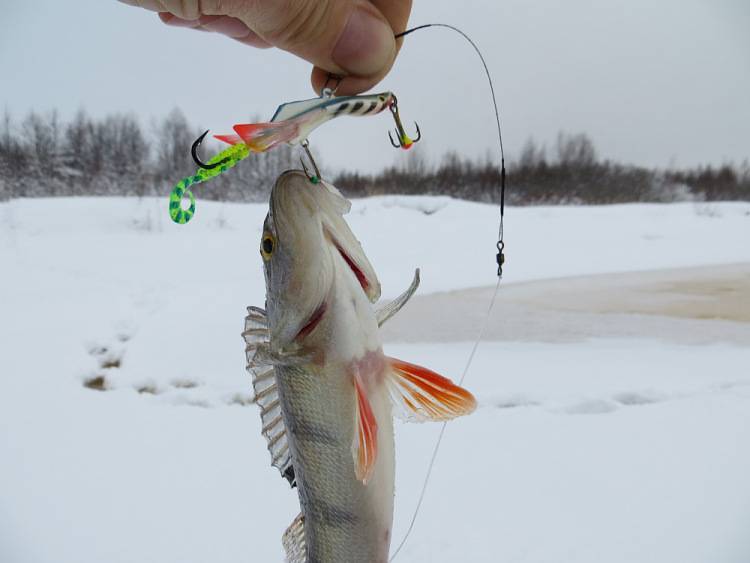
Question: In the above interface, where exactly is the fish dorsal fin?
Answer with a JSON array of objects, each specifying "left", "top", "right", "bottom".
[
  {"left": 352, "top": 377, "right": 378, "bottom": 484},
  {"left": 282, "top": 513, "right": 306, "bottom": 563},
  {"left": 385, "top": 357, "right": 477, "bottom": 422},
  {"left": 376, "top": 269, "right": 420, "bottom": 327},
  {"left": 243, "top": 306, "right": 294, "bottom": 486}
]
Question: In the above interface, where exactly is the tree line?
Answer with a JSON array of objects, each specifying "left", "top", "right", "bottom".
[
  {"left": 0, "top": 108, "right": 295, "bottom": 203},
  {"left": 1, "top": 110, "right": 748, "bottom": 205},
  {"left": 336, "top": 132, "right": 750, "bottom": 204}
]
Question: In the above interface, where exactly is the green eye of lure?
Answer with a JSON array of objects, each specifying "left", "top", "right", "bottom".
[{"left": 168, "top": 90, "right": 420, "bottom": 224}]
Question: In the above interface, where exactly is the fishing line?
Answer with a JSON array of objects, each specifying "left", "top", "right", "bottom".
[{"left": 388, "top": 23, "right": 507, "bottom": 562}]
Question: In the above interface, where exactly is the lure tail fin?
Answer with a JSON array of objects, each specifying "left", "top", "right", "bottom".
[
  {"left": 385, "top": 357, "right": 476, "bottom": 422},
  {"left": 233, "top": 121, "right": 300, "bottom": 152},
  {"left": 214, "top": 133, "right": 243, "bottom": 146}
]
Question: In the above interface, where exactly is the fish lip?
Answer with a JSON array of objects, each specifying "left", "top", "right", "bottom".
[{"left": 325, "top": 227, "right": 372, "bottom": 295}]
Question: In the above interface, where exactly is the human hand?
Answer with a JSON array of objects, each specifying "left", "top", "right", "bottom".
[{"left": 118, "top": 0, "right": 412, "bottom": 95}]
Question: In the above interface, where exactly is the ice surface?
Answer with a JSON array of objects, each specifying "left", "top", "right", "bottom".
[{"left": 1, "top": 197, "right": 749, "bottom": 562}]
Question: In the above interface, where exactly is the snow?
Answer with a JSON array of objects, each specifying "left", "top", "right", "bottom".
[{"left": 1, "top": 196, "right": 749, "bottom": 563}]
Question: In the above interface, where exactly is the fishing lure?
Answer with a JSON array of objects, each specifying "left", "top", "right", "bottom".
[{"left": 168, "top": 89, "right": 420, "bottom": 224}]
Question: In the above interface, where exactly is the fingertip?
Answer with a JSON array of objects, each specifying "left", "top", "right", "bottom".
[{"left": 331, "top": 6, "right": 396, "bottom": 77}]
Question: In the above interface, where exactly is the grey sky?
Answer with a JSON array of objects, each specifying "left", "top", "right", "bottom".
[{"left": 1, "top": 0, "right": 748, "bottom": 173}]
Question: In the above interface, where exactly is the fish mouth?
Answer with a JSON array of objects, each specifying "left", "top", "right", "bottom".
[
  {"left": 334, "top": 239, "right": 372, "bottom": 295},
  {"left": 325, "top": 228, "right": 372, "bottom": 295},
  {"left": 292, "top": 229, "right": 371, "bottom": 342}
]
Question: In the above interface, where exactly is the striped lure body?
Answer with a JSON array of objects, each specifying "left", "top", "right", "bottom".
[{"left": 243, "top": 171, "right": 476, "bottom": 562}]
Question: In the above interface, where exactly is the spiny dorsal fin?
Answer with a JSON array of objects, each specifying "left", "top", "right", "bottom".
[
  {"left": 243, "top": 306, "right": 294, "bottom": 486},
  {"left": 376, "top": 269, "right": 420, "bottom": 327},
  {"left": 385, "top": 357, "right": 477, "bottom": 422},
  {"left": 282, "top": 513, "right": 306, "bottom": 563}
]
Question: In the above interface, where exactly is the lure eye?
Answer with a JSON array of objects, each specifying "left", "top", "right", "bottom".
[{"left": 260, "top": 232, "right": 275, "bottom": 260}]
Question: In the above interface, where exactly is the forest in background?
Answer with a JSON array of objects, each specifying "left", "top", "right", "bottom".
[{"left": 1, "top": 109, "right": 748, "bottom": 205}]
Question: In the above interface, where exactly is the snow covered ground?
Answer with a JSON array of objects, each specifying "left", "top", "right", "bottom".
[{"left": 1, "top": 196, "right": 749, "bottom": 562}]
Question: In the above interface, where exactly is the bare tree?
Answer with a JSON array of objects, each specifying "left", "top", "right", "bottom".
[{"left": 556, "top": 131, "right": 597, "bottom": 166}]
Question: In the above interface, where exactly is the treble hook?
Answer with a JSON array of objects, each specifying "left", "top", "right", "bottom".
[
  {"left": 191, "top": 130, "right": 231, "bottom": 170},
  {"left": 387, "top": 95, "right": 421, "bottom": 150},
  {"left": 300, "top": 139, "right": 322, "bottom": 184}
]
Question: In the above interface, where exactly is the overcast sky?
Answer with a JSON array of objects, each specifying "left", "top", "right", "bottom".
[{"left": 1, "top": 0, "right": 748, "bottom": 173}]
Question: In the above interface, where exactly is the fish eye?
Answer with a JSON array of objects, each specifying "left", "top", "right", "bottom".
[{"left": 260, "top": 232, "right": 275, "bottom": 260}]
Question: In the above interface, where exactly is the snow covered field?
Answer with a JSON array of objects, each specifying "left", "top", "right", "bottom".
[{"left": 1, "top": 196, "right": 749, "bottom": 562}]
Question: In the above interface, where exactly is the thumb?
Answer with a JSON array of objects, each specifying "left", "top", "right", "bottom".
[{"left": 241, "top": 0, "right": 398, "bottom": 79}]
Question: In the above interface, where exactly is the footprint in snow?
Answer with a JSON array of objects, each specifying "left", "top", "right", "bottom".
[
  {"left": 612, "top": 391, "right": 665, "bottom": 406},
  {"left": 562, "top": 399, "right": 619, "bottom": 415}
]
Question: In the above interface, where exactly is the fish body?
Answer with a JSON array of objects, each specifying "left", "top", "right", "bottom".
[{"left": 244, "top": 171, "right": 475, "bottom": 562}]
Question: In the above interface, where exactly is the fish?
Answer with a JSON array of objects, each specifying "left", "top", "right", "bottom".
[{"left": 243, "top": 170, "right": 476, "bottom": 563}]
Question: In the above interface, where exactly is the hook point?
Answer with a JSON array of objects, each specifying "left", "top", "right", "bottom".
[{"left": 191, "top": 130, "right": 229, "bottom": 170}]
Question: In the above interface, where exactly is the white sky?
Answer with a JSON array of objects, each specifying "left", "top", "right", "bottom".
[{"left": 1, "top": 0, "right": 749, "bottom": 173}]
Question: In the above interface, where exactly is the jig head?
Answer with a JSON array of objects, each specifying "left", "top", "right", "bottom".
[{"left": 388, "top": 95, "right": 421, "bottom": 150}]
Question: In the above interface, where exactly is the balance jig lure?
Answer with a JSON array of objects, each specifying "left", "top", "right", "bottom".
[{"left": 168, "top": 88, "right": 420, "bottom": 224}]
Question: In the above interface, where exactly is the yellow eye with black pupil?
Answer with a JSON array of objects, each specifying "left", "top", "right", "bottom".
[{"left": 260, "top": 234, "right": 274, "bottom": 259}]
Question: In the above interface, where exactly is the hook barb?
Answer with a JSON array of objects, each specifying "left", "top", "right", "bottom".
[
  {"left": 388, "top": 130, "right": 400, "bottom": 148},
  {"left": 191, "top": 130, "right": 231, "bottom": 170},
  {"left": 387, "top": 97, "right": 421, "bottom": 150}
]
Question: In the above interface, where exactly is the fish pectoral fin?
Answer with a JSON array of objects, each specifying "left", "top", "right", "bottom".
[
  {"left": 376, "top": 269, "right": 420, "bottom": 327},
  {"left": 385, "top": 357, "right": 477, "bottom": 422},
  {"left": 233, "top": 121, "right": 298, "bottom": 152},
  {"left": 282, "top": 513, "right": 306, "bottom": 563},
  {"left": 352, "top": 377, "right": 379, "bottom": 484}
]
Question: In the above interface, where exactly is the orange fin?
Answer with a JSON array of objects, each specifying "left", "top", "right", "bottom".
[
  {"left": 213, "top": 133, "right": 243, "bottom": 146},
  {"left": 386, "top": 357, "right": 477, "bottom": 422},
  {"left": 233, "top": 121, "right": 298, "bottom": 152},
  {"left": 352, "top": 377, "right": 378, "bottom": 484}
]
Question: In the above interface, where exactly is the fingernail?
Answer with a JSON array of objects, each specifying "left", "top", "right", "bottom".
[{"left": 332, "top": 8, "right": 394, "bottom": 76}]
